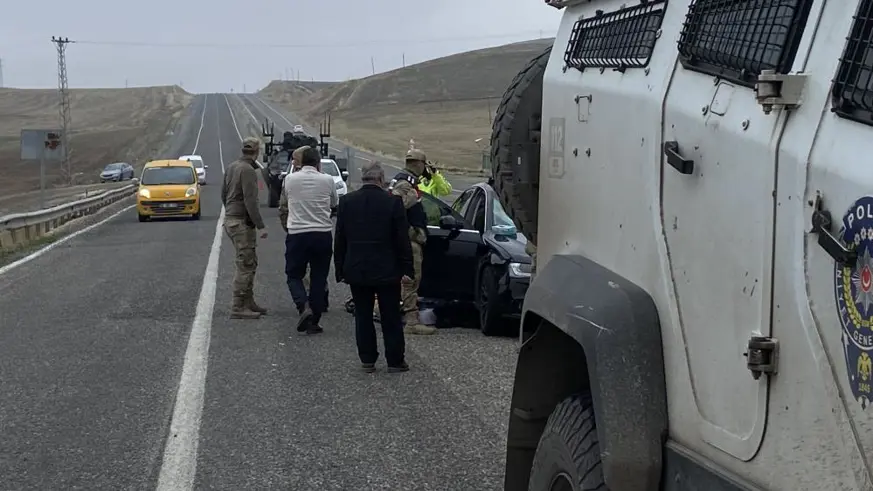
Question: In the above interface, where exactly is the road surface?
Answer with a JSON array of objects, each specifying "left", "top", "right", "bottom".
[{"left": 0, "top": 93, "right": 517, "bottom": 491}]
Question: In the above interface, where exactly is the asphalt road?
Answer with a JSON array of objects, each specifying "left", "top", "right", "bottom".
[
  {"left": 0, "top": 93, "right": 518, "bottom": 490},
  {"left": 236, "top": 94, "right": 483, "bottom": 201}
]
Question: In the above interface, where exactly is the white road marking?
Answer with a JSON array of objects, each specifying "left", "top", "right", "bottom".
[
  {"left": 157, "top": 91, "right": 246, "bottom": 491},
  {"left": 223, "top": 94, "right": 263, "bottom": 169},
  {"left": 155, "top": 207, "right": 225, "bottom": 491},
  {"left": 192, "top": 94, "right": 209, "bottom": 154},
  {"left": 0, "top": 204, "right": 135, "bottom": 276}
]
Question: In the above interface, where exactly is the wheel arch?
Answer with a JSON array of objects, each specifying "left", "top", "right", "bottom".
[{"left": 504, "top": 254, "right": 667, "bottom": 491}]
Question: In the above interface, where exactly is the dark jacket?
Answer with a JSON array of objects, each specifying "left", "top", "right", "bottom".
[{"left": 334, "top": 184, "right": 414, "bottom": 285}]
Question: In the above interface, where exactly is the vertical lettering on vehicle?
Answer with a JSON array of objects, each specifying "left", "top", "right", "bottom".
[{"left": 548, "top": 117, "right": 565, "bottom": 179}]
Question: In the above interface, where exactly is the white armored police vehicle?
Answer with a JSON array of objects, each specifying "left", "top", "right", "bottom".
[{"left": 491, "top": 0, "right": 873, "bottom": 489}]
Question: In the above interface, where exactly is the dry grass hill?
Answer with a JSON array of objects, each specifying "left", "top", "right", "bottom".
[
  {"left": 0, "top": 85, "right": 192, "bottom": 198},
  {"left": 258, "top": 38, "right": 554, "bottom": 169}
]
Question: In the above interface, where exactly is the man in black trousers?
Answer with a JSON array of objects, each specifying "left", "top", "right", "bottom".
[{"left": 334, "top": 161, "right": 413, "bottom": 373}]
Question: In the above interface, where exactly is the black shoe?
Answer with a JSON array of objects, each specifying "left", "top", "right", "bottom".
[
  {"left": 296, "top": 308, "right": 313, "bottom": 332},
  {"left": 306, "top": 324, "right": 324, "bottom": 335},
  {"left": 387, "top": 362, "right": 409, "bottom": 373},
  {"left": 361, "top": 362, "right": 376, "bottom": 373}
]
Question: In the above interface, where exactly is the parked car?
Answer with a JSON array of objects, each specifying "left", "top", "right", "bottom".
[
  {"left": 100, "top": 162, "right": 134, "bottom": 182},
  {"left": 179, "top": 154, "right": 207, "bottom": 184},
  {"left": 417, "top": 182, "right": 532, "bottom": 335}
]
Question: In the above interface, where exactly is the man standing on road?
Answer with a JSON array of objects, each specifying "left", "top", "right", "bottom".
[
  {"left": 388, "top": 149, "right": 438, "bottom": 335},
  {"left": 281, "top": 146, "right": 337, "bottom": 334},
  {"left": 222, "top": 136, "right": 268, "bottom": 319},
  {"left": 335, "top": 161, "right": 413, "bottom": 373}
]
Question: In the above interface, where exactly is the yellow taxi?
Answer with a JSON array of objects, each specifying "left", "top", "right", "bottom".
[{"left": 136, "top": 160, "right": 202, "bottom": 222}]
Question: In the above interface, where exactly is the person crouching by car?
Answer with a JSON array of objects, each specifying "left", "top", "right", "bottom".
[{"left": 280, "top": 146, "right": 337, "bottom": 334}]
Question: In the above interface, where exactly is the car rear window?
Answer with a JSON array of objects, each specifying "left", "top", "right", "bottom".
[
  {"left": 141, "top": 166, "right": 195, "bottom": 185},
  {"left": 189, "top": 159, "right": 204, "bottom": 168}
]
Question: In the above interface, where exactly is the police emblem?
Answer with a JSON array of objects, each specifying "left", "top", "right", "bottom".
[{"left": 835, "top": 196, "right": 873, "bottom": 409}]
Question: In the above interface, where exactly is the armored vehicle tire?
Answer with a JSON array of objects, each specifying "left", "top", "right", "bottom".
[
  {"left": 528, "top": 393, "right": 608, "bottom": 491},
  {"left": 491, "top": 46, "right": 550, "bottom": 245}
]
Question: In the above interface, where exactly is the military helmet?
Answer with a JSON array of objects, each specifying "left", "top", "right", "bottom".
[{"left": 405, "top": 148, "right": 426, "bottom": 162}]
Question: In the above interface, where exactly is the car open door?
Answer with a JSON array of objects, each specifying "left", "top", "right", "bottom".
[{"left": 419, "top": 192, "right": 482, "bottom": 301}]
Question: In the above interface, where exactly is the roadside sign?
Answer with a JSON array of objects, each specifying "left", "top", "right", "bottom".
[{"left": 20, "top": 129, "right": 64, "bottom": 161}]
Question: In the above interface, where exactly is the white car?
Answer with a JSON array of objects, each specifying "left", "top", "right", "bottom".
[
  {"left": 179, "top": 154, "right": 207, "bottom": 184},
  {"left": 320, "top": 158, "right": 348, "bottom": 197}
]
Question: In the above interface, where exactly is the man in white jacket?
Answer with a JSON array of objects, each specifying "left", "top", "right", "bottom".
[{"left": 278, "top": 146, "right": 338, "bottom": 334}]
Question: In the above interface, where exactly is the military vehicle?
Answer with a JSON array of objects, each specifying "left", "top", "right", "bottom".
[
  {"left": 260, "top": 114, "right": 349, "bottom": 207},
  {"left": 491, "top": 0, "right": 873, "bottom": 490},
  {"left": 260, "top": 121, "right": 319, "bottom": 208}
]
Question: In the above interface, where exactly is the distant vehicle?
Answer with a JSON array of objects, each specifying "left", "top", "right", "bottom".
[
  {"left": 100, "top": 162, "right": 134, "bottom": 182},
  {"left": 136, "top": 160, "right": 201, "bottom": 222},
  {"left": 319, "top": 158, "right": 348, "bottom": 197},
  {"left": 179, "top": 154, "right": 207, "bottom": 185},
  {"left": 292, "top": 124, "right": 304, "bottom": 133},
  {"left": 262, "top": 127, "right": 318, "bottom": 208},
  {"left": 418, "top": 182, "right": 531, "bottom": 335}
]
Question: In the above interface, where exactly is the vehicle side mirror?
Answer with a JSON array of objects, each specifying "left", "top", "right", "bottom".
[
  {"left": 204, "top": 165, "right": 208, "bottom": 168},
  {"left": 341, "top": 170, "right": 349, "bottom": 181},
  {"left": 131, "top": 178, "right": 139, "bottom": 186},
  {"left": 439, "top": 215, "right": 461, "bottom": 230}
]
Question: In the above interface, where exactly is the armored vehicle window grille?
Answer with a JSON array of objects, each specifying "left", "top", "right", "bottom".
[
  {"left": 676, "top": 0, "right": 814, "bottom": 86},
  {"left": 832, "top": 0, "right": 873, "bottom": 126},
  {"left": 563, "top": 0, "right": 666, "bottom": 72}
]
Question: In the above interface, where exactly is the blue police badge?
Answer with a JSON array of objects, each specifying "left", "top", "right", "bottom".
[{"left": 835, "top": 196, "right": 873, "bottom": 409}]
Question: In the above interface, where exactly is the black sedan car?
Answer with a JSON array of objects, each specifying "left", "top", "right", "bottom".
[{"left": 418, "top": 182, "right": 532, "bottom": 335}]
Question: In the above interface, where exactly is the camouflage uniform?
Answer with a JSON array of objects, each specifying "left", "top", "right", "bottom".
[
  {"left": 389, "top": 149, "right": 437, "bottom": 335},
  {"left": 222, "top": 137, "right": 267, "bottom": 319}
]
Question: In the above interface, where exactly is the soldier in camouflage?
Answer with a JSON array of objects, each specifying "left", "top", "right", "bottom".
[
  {"left": 221, "top": 136, "right": 268, "bottom": 319},
  {"left": 388, "top": 149, "right": 438, "bottom": 335}
]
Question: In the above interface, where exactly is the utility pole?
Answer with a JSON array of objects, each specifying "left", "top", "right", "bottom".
[
  {"left": 371, "top": 56, "right": 375, "bottom": 75},
  {"left": 52, "top": 36, "right": 74, "bottom": 185},
  {"left": 0, "top": 58, "right": 4, "bottom": 88},
  {"left": 402, "top": 53, "right": 405, "bottom": 68}
]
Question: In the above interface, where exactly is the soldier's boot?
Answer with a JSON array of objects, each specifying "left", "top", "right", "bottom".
[
  {"left": 403, "top": 311, "right": 436, "bottom": 335},
  {"left": 230, "top": 295, "right": 262, "bottom": 319},
  {"left": 243, "top": 294, "right": 268, "bottom": 315}
]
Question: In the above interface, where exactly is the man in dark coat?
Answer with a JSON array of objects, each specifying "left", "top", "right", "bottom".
[{"left": 334, "top": 161, "right": 414, "bottom": 373}]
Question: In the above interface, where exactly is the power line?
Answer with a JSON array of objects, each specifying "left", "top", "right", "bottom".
[{"left": 72, "top": 31, "right": 554, "bottom": 49}]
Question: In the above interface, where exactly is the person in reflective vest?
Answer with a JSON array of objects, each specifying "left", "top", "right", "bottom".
[{"left": 385, "top": 149, "right": 437, "bottom": 335}]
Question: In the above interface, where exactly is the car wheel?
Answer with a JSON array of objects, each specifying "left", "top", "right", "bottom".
[
  {"left": 192, "top": 207, "right": 201, "bottom": 220},
  {"left": 138, "top": 213, "right": 149, "bottom": 222},
  {"left": 477, "top": 265, "right": 505, "bottom": 336},
  {"left": 528, "top": 393, "right": 607, "bottom": 491},
  {"left": 268, "top": 182, "right": 280, "bottom": 208}
]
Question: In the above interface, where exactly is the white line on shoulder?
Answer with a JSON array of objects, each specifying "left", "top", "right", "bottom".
[
  {"left": 192, "top": 94, "right": 209, "bottom": 154},
  {"left": 0, "top": 204, "right": 135, "bottom": 276}
]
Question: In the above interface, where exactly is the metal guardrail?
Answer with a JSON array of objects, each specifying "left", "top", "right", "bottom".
[{"left": 0, "top": 184, "right": 137, "bottom": 250}]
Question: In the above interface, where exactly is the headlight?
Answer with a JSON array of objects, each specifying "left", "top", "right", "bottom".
[
  {"left": 335, "top": 181, "right": 344, "bottom": 190},
  {"left": 185, "top": 187, "right": 197, "bottom": 197},
  {"left": 139, "top": 188, "right": 150, "bottom": 199},
  {"left": 509, "top": 262, "right": 532, "bottom": 278}
]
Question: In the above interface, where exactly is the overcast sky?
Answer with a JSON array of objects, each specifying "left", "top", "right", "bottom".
[{"left": 1, "top": 0, "right": 561, "bottom": 93}]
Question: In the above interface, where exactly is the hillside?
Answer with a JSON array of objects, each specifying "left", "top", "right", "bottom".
[
  {"left": 0, "top": 85, "right": 192, "bottom": 199},
  {"left": 258, "top": 38, "right": 554, "bottom": 169}
]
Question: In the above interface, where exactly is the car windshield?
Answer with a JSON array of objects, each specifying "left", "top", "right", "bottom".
[
  {"left": 141, "top": 166, "right": 195, "bottom": 185},
  {"left": 104, "top": 163, "right": 123, "bottom": 171},
  {"left": 321, "top": 161, "right": 339, "bottom": 177},
  {"left": 492, "top": 197, "right": 515, "bottom": 228}
]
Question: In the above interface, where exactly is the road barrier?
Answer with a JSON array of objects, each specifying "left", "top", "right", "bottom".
[{"left": 0, "top": 184, "right": 136, "bottom": 250}]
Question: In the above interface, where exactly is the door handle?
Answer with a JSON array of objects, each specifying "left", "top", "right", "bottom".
[{"left": 663, "top": 141, "right": 694, "bottom": 174}]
